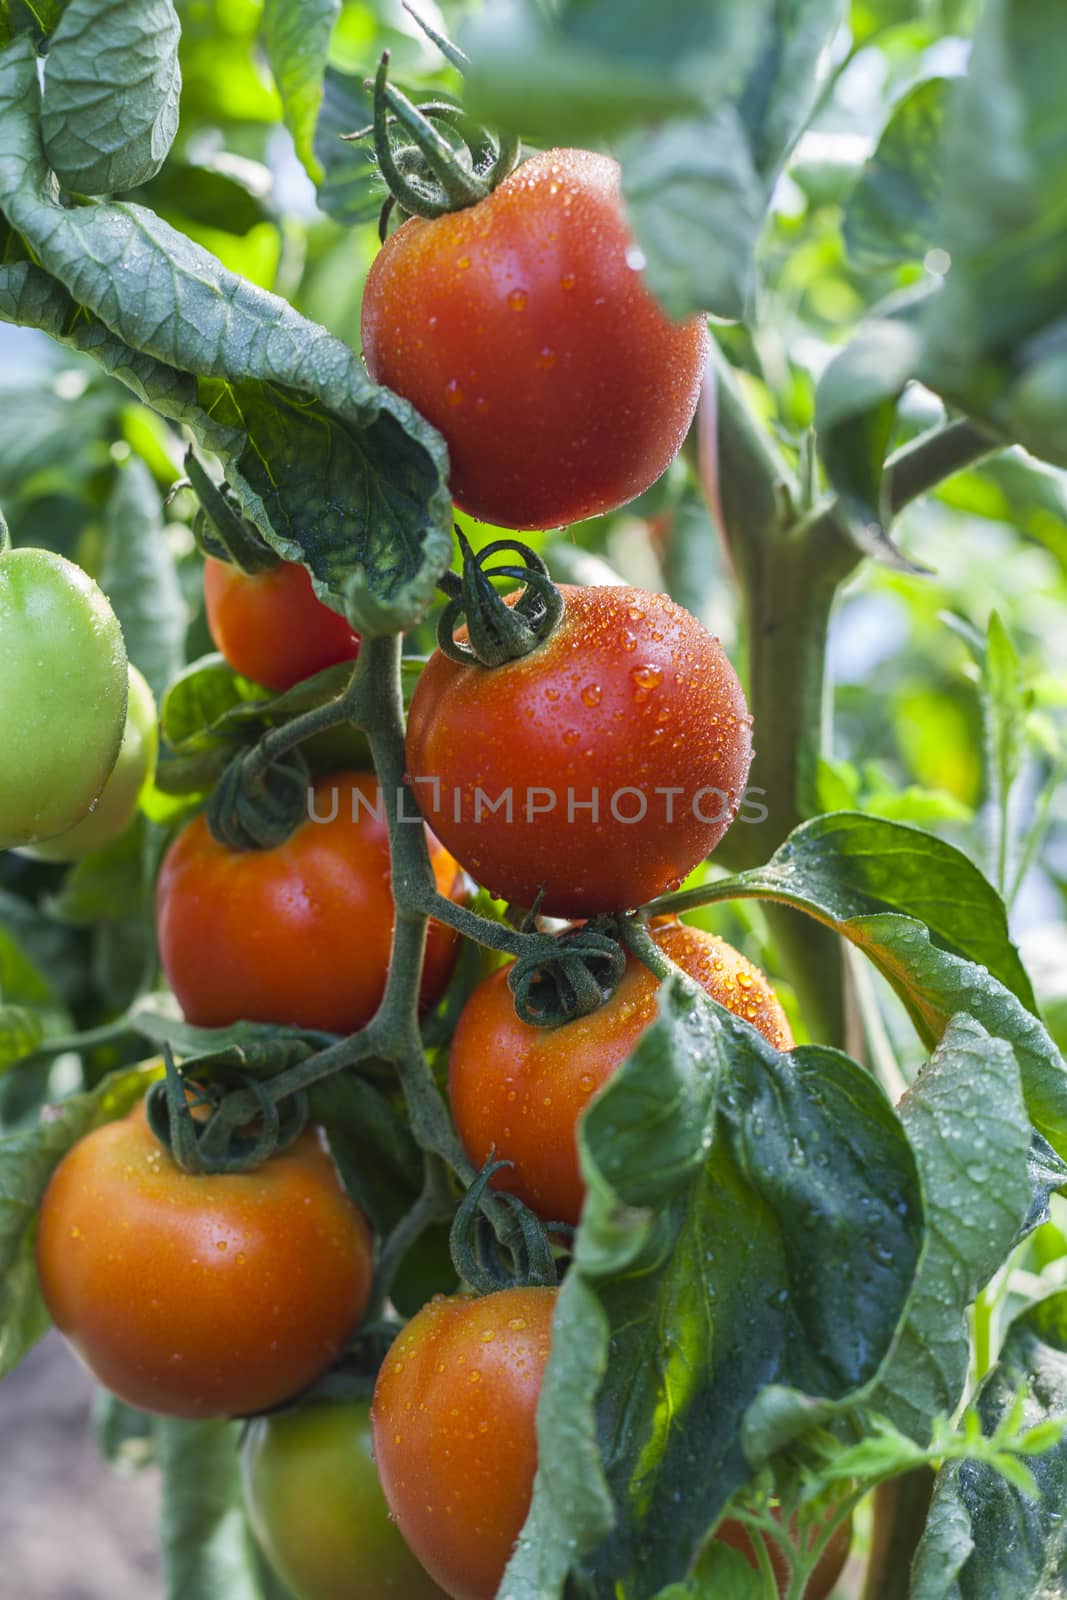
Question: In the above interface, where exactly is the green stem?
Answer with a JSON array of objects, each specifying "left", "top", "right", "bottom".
[{"left": 368, "top": 1152, "right": 454, "bottom": 1321}]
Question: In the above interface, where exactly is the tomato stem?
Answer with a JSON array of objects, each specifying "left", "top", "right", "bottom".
[{"left": 437, "top": 529, "right": 564, "bottom": 666}]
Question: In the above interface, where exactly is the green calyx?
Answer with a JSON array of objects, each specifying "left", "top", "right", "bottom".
[
  {"left": 207, "top": 743, "right": 311, "bottom": 851},
  {"left": 346, "top": 7, "right": 520, "bottom": 230},
  {"left": 437, "top": 529, "right": 565, "bottom": 667},
  {"left": 449, "top": 1158, "right": 562, "bottom": 1296},
  {"left": 145, "top": 1047, "right": 310, "bottom": 1176},
  {"left": 508, "top": 920, "right": 628, "bottom": 1027}
]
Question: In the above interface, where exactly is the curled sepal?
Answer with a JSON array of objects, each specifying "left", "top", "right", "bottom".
[
  {"left": 437, "top": 530, "right": 564, "bottom": 667},
  {"left": 207, "top": 745, "right": 311, "bottom": 852},
  {"left": 184, "top": 449, "right": 278, "bottom": 575},
  {"left": 145, "top": 1060, "right": 309, "bottom": 1176},
  {"left": 508, "top": 921, "right": 628, "bottom": 1027},
  {"left": 450, "top": 1158, "right": 559, "bottom": 1296}
]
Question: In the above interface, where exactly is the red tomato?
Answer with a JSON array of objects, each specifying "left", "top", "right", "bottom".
[
  {"left": 371, "top": 1287, "right": 556, "bottom": 1600},
  {"left": 717, "top": 1512, "right": 853, "bottom": 1599},
  {"left": 405, "top": 585, "right": 753, "bottom": 916},
  {"left": 450, "top": 921, "right": 793, "bottom": 1226},
  {"left": 361, "top": 149, "right": 708, "bottom": 530},
  {"left": 36, "top": 1103, "right": 373, "bottom": 1419},
  {"left": 157, "top": 772, "right": 466, "bottom": 1032},
  {"left": 203, "top": 556, "right": 360, "bottom": 692}
]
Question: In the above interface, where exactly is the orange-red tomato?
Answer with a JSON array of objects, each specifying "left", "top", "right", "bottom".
[
  {"left": 405, "top": 585, "right": 753, "bottom": 916},
  {"left": 371, "top": 1287, "right": 556, "bottom": 1600},
  {"left": 36, "top": 1103, "right": 373, "bottom": 1419},
  {"left": 717, "top": 1512, "right": 853, "bottom": 1599},
  {"left": 203, "top": 556, "right": 360, "bottom": 693},
  {"left": 450, "top": 921, "right": 793, "bottom": 1226},
  {"left": 361, "top": 148, "right": 708, "bottom": 530},
  {"left": 156, "top": 772, "right": 466, "bottom": 1033}
]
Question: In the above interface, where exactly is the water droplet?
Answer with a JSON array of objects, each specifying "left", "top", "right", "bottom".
[
  {"left": 446, "top": 378, "right": 464, "bottom": 407},
  {"left": 508, "top": 289, "right": 528, "bottom": 311},
  {"left": 562, "top": 728, "right": 580, "bottom": 745},
  {"left": 507, "top": 1317, "right": 528, "bottom": 1331},
  {"left": 480, "top": 1329, "right": 496, "bottom": 1343},
  {"left": 580, "top": 683, "right": 602, "bottom": 707},
  {"left": 631, "top": 666, "right": 662, "bottom": 691},
  {"left": 536, "top": 347, "right": 556, "bottom": 369},
  {"left": 457, "top": 256, "right": 471, "bottom": 271},
  {"left": 578, "top": 1073, "right": 595, "bottom": 1094},
  {"left": 625, "top": 246, "right": 647, "bottom": 271},
  {"left": 560, "top": 273, "right": 576, "bottom": 290}
]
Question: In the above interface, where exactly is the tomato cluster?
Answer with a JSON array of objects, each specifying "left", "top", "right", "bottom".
[{"left": 26, "top": 137, "right": 799, "bottom": 1600}]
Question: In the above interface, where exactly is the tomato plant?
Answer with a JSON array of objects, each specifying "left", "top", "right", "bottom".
[
  {"left": 361, "top": 149, "right": 708, "bottom": 531},
  {"left": 406, "top": 584, "right": 752, "bottom": 915},
  {"left": 241, "top": 1396, "right": 447, "bottom": 1600},
  {"left": 450, "top": 920, "right": 793, "bottom": 1224},
  {"left": 371, "top": 1287, "right": 557, "bottom": 1600},
  {"left": 35, "top": 1101, "right": 373, "bottom": 1419},
  {"left": 156, "top": 771, "right": 467, "bottom": 1033},
  {"left": 716, "top": 1514, "right": 853, "bottom": 1598},
  {"left": 203, "top": 555, "right": 361, "bottom": 693},
  {"left": 0, "top": 542, "right": 128, "bottom": 849},
  {"left": 25, "top": 663, "right": 157, "bottom": 861}
]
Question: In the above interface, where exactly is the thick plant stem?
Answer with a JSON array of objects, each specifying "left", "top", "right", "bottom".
[{"left": 862, "top": 1470, "right": 934, "bottom": 1600}]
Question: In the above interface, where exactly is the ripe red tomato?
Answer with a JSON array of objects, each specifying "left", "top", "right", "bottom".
[
  {"left": 361, "top": 149, "right": 708, "bottom": 530},
  {"left": 371, "top": 1287, "right": 557, "bottom": 1600},
  {"left": 203, "top": 556, "right": 360, "bottom": 692},
  {"left": 156, "top": 772, "right": 466, "bottom": 1033},
  {"left": 405, "top": 585, "right": 752, "bottom": 916},
  {"left": 450, "top": 920, "right": 793, "bottom": 1226},
  {"left": 36, "top": 1102, "right": 373, "bottom": 1419},
  {"left": 241, "top": 1397, "right": 447, "bottom": 1600},
  {"left": 717, "top": 1512, "right": 853, "bottom": 1598}
]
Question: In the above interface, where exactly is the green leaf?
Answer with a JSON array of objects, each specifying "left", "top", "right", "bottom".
[
  {"left": 652, "top": 1537, "right": 766, "bottom": 1598},
  {"left": 128, "top": 156, "right": 273, "bottom": 238},
  {"left": 308, "top": 1073, "right": 423, "bottom": 1237},
  {"left": 917, "top": 0, "right": 1067, "bottom": 467},
  {"left": 523, "top": 976, "right": 922, "bottom": 1597},
  {"left": 40, "top": 0, "right": 182, "bottom": 195},
  {"left": 100, "top": 457, "right": 187, "bottom": 701},
  {"left": 0, "top": 1064, "right": 154, "bottom": 1376},
  {"left": 618, "top": 108, "right": 762, "bottom": 321},
  {"left": 312, "top": 67, "right": 381, "bottom": 226},
  {"left": 155, "top": 1417, "right": 268, "bottom": 1600},
  {"left": 913, "top": 1290, "right": 1067, "bottom": 1598},
  {"left": 47, "top": 816, "right": 147, "bottom": 925},
  {"left": 867, "top": 1015, "right": 1032, "bottom": 1442},
  {"left": 844, "top": 77, "right": 949, "bottom": 267},
  {"left": 161, "top": 655, "right": 257, "bottom": 750},
  {"left": 737, "top": 0, "right": 846, "bottom": 184},
  {"left": 463, "top": 0, "right": 763, "bottom": 142},
  {"left": 814, "top": 310, "right": 927, "bottom": 566},
  {"left": 0, "top": 1005, "right": 44, "bottom": 1072},
  {"left": 501, "top": 1275, "right": 615, "bottom": 1599},
  {"left": 0, "top": 40, "right": 453, "bottom": 624},
  {"left": 730, "top": 812, "right": 1035, "bottom": 1009},
  {"left": 261, "top": 0, "right": 340, "bottom": 186},
  {"left": 93, "top": 1389, "right": 157, "bottom": 1473}
]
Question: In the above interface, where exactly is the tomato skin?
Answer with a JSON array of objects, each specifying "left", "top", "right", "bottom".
[
  {"left": 450, "top": 921, "right": 793, "bottom": 1226},
  {"left": 241, "top": 1398, "right": 447, "bottom": 1600},
  {"left": 405, "top": 585, "right": 752, "bottom": 916},
  {"left": 371, "top": 1287, "right": 556, "bottom": 1600},
  {"left": 35, "top": 1104, "right": 373, "bottom": 1419},
  {"left": 26, "top": 664, "right": 157, "bottom": 861},
  {"left": 203, "top": 556, "right": 360, "bottom": 693},
  {"left": 361, "top": 149, "right": 708, "bottom": 530},
  {"left": 156, "top": 772, "right": 466, "bottom": 1033},
  {"left": 0, "top": 546, "right": 128, "bottom": 848},
  {"left": 716, "top": 1513, "right": 853, "bottom": 1599}
]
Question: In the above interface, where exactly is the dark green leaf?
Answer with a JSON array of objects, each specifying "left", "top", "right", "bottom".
[
  {"left": 155, "top": 1417, "right": 268, "bottom": 1600},
  {"left": 92, "top": 1389, "right": 157, "bottom": 1472},
  {"left": 913, "top": 1290, "right": 1067, "bottom": 1598},
  {"left": 521, "top": 976, "right": 921, "bottom": 1598},
  {"left": 261, "top": 0, "right": 340, "bottom": 185},
  {"left": 867, "top": 1015, "right": 1031, "bottom": 1442},
  {"left": 619, "top": 108, "right": 762, "bottom": 321},
  {"left": 844, "top": 78, "right": 949, "bottom": 267},
  {"left": 47, "top": 817, "right": 148, "bottom": 925},
  {"left": 814, "top": 311, "right": 926, "bottom": 565},
  {"left": 0, "top": 1063, "right": 154, "bottom": 1376},
  {"left": 41, "top": 0, "right": 182, "bottom": 195},
  {"left": 312, "top": 68, "right": 381, "bottom": 227},
  {"left": 0, "top": 40, "right": 453, "bottom": 624},
  {"left": 308, "top": 1073, "right": 422, "bottom": 1237},
  {"left": 100, "top": 457, "right": 187, "bottom": 701},
  {"left": 0, "top": 1005, "right": 44, "bottom": 1071},
  {"left": 127, "top": 157, "right": 273, "bottom": 237},
  {"left": 730, "top": 812, "right": 1035, "bottom": 1009},
  {"left": 737, "top": 0, "right": 846, "bottom": 184}
]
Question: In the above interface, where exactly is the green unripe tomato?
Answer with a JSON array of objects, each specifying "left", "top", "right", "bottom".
[
  {"left": 26, "top": 664, "right": 157, "bottom": 860},
  {"left": 0, "top": 545, "right": 128, "bottom": 849},
  {"left": 241, "top": 1398, "right": 447, "bottom": 1600}
]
